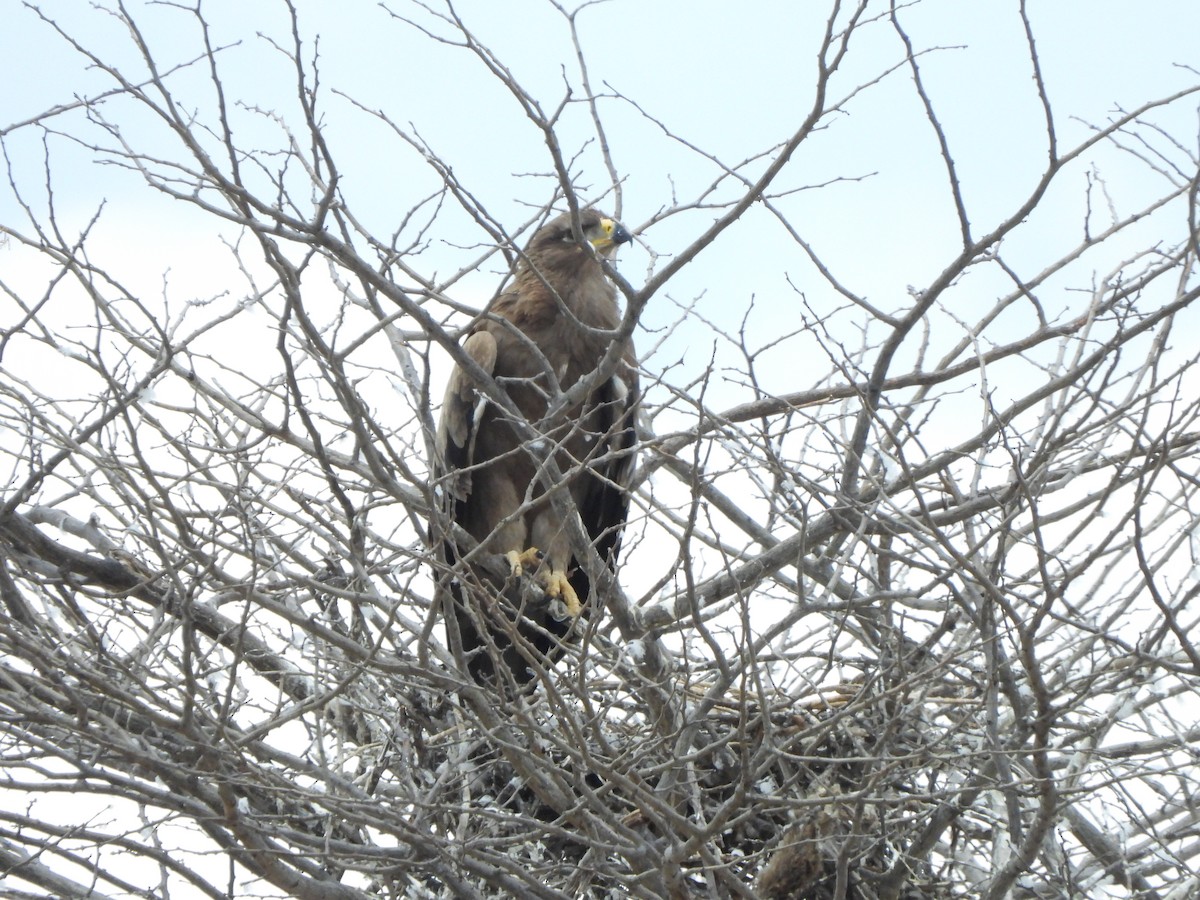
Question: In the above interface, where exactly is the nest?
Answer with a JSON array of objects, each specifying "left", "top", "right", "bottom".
[{"left": 381, "top": 671, "right": 959, "bottom": 899}]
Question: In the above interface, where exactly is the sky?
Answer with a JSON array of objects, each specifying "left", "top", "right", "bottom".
[
  {"left": 2, "top": 0, "right": 1198, "bottom": 602},
  {"left": 5, "top": 1, "right": 1197, "bottom": 374},
  {"left": 2, "top": 0, "right": 1198, "bottom": 558},
  {"left": 4, "top": 4, "right": 1195, "bottom": 290}
]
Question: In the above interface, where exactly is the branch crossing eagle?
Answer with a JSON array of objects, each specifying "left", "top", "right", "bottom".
[{"left": 434, "top": 209, "right": 640, "bottom": 684}]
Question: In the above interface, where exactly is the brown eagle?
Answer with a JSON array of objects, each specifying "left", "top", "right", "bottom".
[{"left": 434, "top": 209, "right": 640, "bottom": 684}]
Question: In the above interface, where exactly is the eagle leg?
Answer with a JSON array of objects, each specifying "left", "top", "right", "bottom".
[
  {"left": 505, "top": 547, "right": 544, "bottom": 578},
  {"left": 539, "top": 569, "right": 582, "bottom": 618}
]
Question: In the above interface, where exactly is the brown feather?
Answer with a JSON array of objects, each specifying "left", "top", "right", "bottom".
[{"left": 433, "top": 209, "right": 639, "bottom": 685}]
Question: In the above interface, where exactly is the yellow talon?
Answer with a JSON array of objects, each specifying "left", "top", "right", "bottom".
[
  {"left": 504, "top": 547, "right": 543, "bottom": 578},
  {"left": 540, "top": 570, "right": 582, "bottom": 618}
]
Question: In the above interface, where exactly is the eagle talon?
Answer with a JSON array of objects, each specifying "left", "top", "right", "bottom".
[
  {"left": 539, "top": 569, "right": 582, "bottom": 618},
  {"left": 505, "top": 547, "right": 543, "bottom": 578}
]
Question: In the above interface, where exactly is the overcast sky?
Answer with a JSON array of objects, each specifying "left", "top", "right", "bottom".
[{"left": 3, "top": 0, "right": 1198, "bottom": 434}]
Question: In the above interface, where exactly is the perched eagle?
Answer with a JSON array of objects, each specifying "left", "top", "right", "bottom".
[{"left": 434, "top": 209, "right": 640, "bottom": 685}]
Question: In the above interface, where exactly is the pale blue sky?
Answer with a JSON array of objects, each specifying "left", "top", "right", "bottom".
[{"left": 3, "top": 0, "right": 1198, "bottom": 414}]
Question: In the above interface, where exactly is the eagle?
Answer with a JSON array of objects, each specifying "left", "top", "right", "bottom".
[{"left": 434, "top": 208, "right": 640, "bottom": 685}]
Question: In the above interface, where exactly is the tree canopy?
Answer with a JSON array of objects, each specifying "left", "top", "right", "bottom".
[{"left": 2, "top": 2, "right": 1200, "bottom": 897}]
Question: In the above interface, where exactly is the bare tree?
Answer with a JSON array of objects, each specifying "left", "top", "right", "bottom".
[{"left": 2, "top": 1, "right": 1199, "bottom": 897}]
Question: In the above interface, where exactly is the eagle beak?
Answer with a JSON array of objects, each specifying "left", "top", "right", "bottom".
[{"left": 593, "top": 217, "right": 634, "bottom": 251}]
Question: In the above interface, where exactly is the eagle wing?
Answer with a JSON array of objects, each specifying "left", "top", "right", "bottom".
[
  {"left": 436, "top": 329, "right": 497, "bottom": 504},
  {"left": 552, "top": 361, "right": 640, "bottom": 610}
]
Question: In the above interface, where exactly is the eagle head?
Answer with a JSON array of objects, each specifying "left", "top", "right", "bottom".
[{"left": 536, "top": 209, "right": 633, "bottom": 258}]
